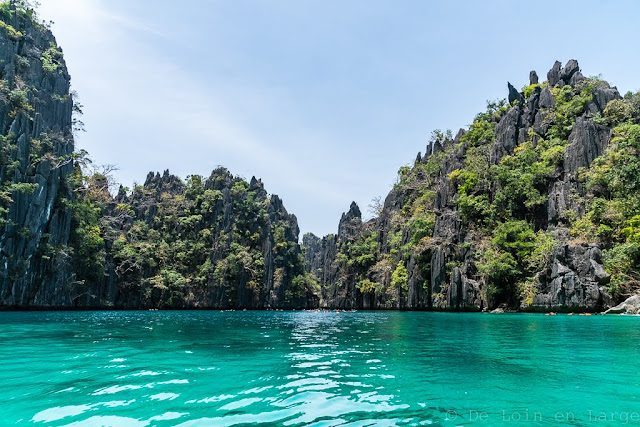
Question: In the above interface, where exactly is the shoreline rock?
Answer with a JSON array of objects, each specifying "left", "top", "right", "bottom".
[{"left": 604, "top": 295, "right": 640, "bottom": 315}]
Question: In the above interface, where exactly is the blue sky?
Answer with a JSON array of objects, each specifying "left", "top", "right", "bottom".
[{"left": 37, "top": 0, "right": 640, "bottom": 237}]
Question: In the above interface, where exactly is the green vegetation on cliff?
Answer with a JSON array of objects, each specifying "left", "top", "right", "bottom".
[
  {"left": 66, "top": 165, "right": 313, "bottom": 308},
  {"left": 1, "top": 2, "right": 639, "bottom": 311},
  {"left": 0, "top": 2, "right": 313, "bottom": 309},
  {"left": 575, "top": 95, "right": 640, "bottom": 296},
  {"left": 304, "top": 62, "right": 640, "bottom": 311}
]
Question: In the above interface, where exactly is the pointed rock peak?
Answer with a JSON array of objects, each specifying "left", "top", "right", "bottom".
[
  {"left": 144, "top": 171, "right": 155, "bottom": 185},
  {"left": 116, "top": 185, "right": 127, "bottom": 201},
  {"left": 425, "top": 140, "right": 433, "bottom": 158},
  {"left": 269, "top": 194, "right": 286, "bottom": 211},
  {"left": 249, "top": 176, "right": 267, "bottom": 199},
  {"left": 302, "top": 232, "right": 320, "bottom": 246},
  {"left": 432, "top": 138, "right": 444, "bottom": 154},
  {"left": 560, "top": 59, "right": 580, "bottom": 83},
  {"left": 547, "top": 60, "right": 562, "bottom": 86},
  {"left": 415, "top": 152, "right": 422, "bottom": 163},
  {"left": 347, "top": 201, "right": 362, "bottom": 219},
  {"left": 507, "top": 82, "right": 523, "bottom": 104},
  {"left": 454, "top": 128, "right": 466, "bottom": 144},
  {"left": 338, "top": 202, "right": 363, "bottom": 241},
  {"left": 249, "top": 176, "right": 264, "bottom": 189},
  {"left": 530, "top": 70, "right": 539, "bottom": 85},
  {"left": 270, "top": 194, "right": 281, "bottom": 204}
]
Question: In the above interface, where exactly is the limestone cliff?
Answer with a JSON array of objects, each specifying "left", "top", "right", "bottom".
[
  {"left": 1, "top": 5, "right": 637, "bottom": 312},
  {"left": 76, "top": 169, "right": 317, "bottom": 309},
  {"left": 0, "top": 4, "right": 75, "bottom": 306},
  {"left": 304, "top": 60, "right": 636, "bottom": 312},
  {"left": 0, "top": 5, "right": 315, "bottom": 309}
]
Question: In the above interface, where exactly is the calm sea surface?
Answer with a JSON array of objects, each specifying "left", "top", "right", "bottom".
[{"left": 0, "top": 311, "right": 638, "bottom": 426}]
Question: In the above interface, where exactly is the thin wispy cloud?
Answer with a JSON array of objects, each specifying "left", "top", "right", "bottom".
[{"left": 38, "top": 0, "right": 365, "bottom": 234}]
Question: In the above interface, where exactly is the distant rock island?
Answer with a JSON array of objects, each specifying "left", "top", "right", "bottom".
[{"left": 1, "top": 2, "right": 639, "bottom": 312}]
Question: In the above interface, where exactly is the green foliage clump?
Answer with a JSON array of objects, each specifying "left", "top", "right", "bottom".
[
  {"left": 492, "top": 141, "right": 555, "bottom": 215},
  {"left": 548, "top": 81, "right": 595, "bottom": 139},
  {"left": 462, "top": 120, "right": 496, "bottom": 147},
  {"left": 449, "top": 169, "right": 478, "bottom": 195},
  {"left": 69, "top": 168, "right": 106, "bottom": 285},
  {"left": 478, "top": 247, "right": 519, "bottom": 303},
  {"left": 391, "top": 261, "right": 408, "bottom": 291},
  {"left": 291, "top": 273, "right": 319, "bottom": 298},
  {"left": 523, "top": 83, "right": 540, "bottom": 100},
  {"left": 7, "top": 87, "right": 33, "bottom": 117},
  {"left": 491, "top": 220, "right": 537, "bottom": 260},
  {"left": 347, "top": 231, "right": 378, "bottom": 268},
  {"left": 41, "top": 44, "right": 63, "bottom": 73},
  {"left": 0, "top": 18, "right": 21, "bottom": 38},
  {"left": 604, "top": 94, "right": 640, "bottom": 124},
  {"left": 356, "top": 278, "right": 384, "bottom": 294},
  {"left": 477, "top": 220, "right": 559, "bottom": 306}
]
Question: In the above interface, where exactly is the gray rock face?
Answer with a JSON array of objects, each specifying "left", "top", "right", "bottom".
[
  {"left": 303, "top": 59, "right": 622, "bottom": 313},
  {"left": 564, "top": 117, "right": 611, "bottom": 173},
  {"left": 0, "top": 8, "right": 75, "bottom": 307},
  {"left": 531, "top": 245, "right": 608, "bottom": 311},
  {"left": 430, "top": 246, "right": 446, "bottom": 296},
  {"left": 491, "top": 105, "right": 522, "bottom": 163},
  {"left": 547, "top": 61, "right": 562, "bottom": 86},
  {"left": 568, "top": 71, "right": 585, "bottom": 86},
  {"left": 560, "top": 59, "right": 580, "bottom": 84},
  {"left": 446, "top": 267, "right": 482, "bottom": 311},
  {"left": 338, "top": 202, "right": 362, "bottom": 241},
  {"left": 539, "top": 86, "right": 556, "bottom": 109},
  {"left": 594, "top": 87, "right": 620, "bottom": 111},
  {"left": 507, "top": 82, "right": 523, "bottom": 105},
  {"left": 604, "top": 295, "right": 640, "bottom": 315},
  {"left": 530, "top": 70, "right": 539, "bottom": 85}
]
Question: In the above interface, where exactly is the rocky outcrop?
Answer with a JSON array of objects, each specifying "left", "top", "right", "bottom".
[
  {"left": 532, "top": 244, "right": 610, "bottom": 311},
  {"left": 0, "top": 6, "right": 75, "bottom": 307},
  {"left": 491, "top": 104, "right": 522, "bottom": 163},
  {"left": 564, "top": 118, "right": 611, "bottom": 173},
  {"left": 338, "top": 202, "right": 362, "bottom": 241},
  {"left": 604, "top": 295, "right": 640, "bottom": 315},
  {"left": 547, "top": 59, "right": 585, "bottom": 87},
  {"left": 83, "top": 168, "right": 314, "bottom": 310},
  {"left": 0, "top": 15, "right": 631, "bottom": 315},
  {"left": 304, "top": 201, "right": 367, "bottom": 308},
  {"left": 303, "top": 59, "right": 625, "bottom": 312},
  {"left": 507, "top": 82, "right": 523, "bottom": 105}
]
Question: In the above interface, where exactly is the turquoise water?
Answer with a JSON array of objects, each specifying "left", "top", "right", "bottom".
[{"left": 0, "top": 311, "right": 639, "bottom": 426}]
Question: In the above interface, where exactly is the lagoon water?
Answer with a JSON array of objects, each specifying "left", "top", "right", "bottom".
[{"left": 0, "top": 311, "right": 639, "bottom": 426}]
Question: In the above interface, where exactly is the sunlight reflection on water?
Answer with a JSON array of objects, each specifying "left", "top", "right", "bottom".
[{"left": 0, "top": 311, "right": 638, "bottom": 425}]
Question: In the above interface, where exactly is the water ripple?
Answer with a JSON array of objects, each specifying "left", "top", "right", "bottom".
[{"left": 1, "top": 311, "right": 639, "bottom": 425}]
